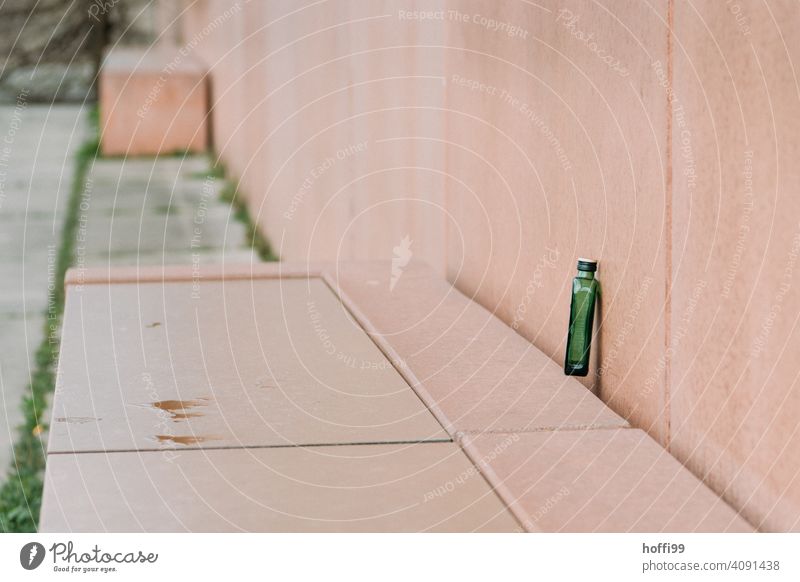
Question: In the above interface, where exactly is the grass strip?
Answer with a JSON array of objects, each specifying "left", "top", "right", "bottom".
[
  {"left": 0, "top": 111, "right": 99, "bottom": 532},
  {"left": 212, "top": 163, "right": 279, "bottom": 262}
]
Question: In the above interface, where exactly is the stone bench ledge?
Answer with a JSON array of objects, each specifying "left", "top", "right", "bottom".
[{"left": 41, "top": 261, "right": 751, "bottom": 532}]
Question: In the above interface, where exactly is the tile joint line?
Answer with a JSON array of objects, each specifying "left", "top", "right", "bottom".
[{"left": 46, "top": 438, "right": 455, "bottom": 456}]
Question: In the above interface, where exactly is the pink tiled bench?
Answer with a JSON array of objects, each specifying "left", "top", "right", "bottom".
[
  {"left": 40, "top": 262, "right": 752, "bottom": 532},
  {"left": 99, "top": 46, "right": 208, "bottom": 156}
]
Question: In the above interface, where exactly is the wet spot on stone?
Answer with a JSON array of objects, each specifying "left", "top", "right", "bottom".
[{"left": 149, "top": 398, "right": 210, "bottom": 421}]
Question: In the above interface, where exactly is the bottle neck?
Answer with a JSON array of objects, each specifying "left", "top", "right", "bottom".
[{"left": 576, "top": 271, "right": 595, "bottom": 280}]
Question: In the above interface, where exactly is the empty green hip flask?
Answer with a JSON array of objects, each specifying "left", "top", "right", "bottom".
[{"left": 565, "top": 258, "right": 599, "bottom": 376}]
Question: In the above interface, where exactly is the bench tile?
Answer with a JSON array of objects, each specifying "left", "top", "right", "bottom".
[
  {"left": 460, "top": 430, "right": 754, "bottom": 532},
  {"left": 329, "top": 262, "right": 627, "bottom": 434},
  {"left": 49, "top": 277, "right": 446, "bottom": 453},
  {"left": 40, "top": 442, "right": 519, "bottom": 532}
]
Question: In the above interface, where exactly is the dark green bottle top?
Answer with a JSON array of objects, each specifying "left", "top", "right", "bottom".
[{"left": 577, "top": 258, "right": 598, "bottom": 272}]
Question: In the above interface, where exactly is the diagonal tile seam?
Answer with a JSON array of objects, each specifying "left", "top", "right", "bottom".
[
  {"left": 321, "top": 272, "right": 632, "bottom": 437},
  {"left": 45, "top": 437, "right": 455, "bottom": 456},
  {"left": 454, "top": 428, "right": 639, "bottom": 532},
  {"left": 448, "top": 432, "right": 531, "bottom": 533},
  {"left": 317, "top": 273, "right": 651, "bottom": 532},
  {"left": 457, "top": 432, "right": 538, "bottom": 533},
  {"left": 454, "top": 425, "right": 640, "bottom": 532},
  {"left": 320, "top": 272, "right": 454, "bottom": 436},
  {"left": 318, "top": 273, "right": 593, "bottom": 533}
]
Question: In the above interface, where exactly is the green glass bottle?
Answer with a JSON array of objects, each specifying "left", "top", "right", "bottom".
[{"left": 565, "top": 258, "right": 599, "bottom": 376}]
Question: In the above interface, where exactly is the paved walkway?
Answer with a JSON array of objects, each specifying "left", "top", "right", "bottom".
[
  {"left": 0, "top": 104, "right": 87, "bottom": 473},
  {"left": 77, "top": 156, "right": 256, "bottom": 267},
  {"left": 0, "top": 103, "right": 257, "bottom": 474}
]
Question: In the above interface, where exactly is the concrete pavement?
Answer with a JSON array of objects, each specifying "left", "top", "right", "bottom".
[{"left": 0, "top": 104, "right": 87, "bottom": 474}]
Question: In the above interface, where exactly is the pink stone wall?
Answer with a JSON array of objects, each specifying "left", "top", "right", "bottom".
[
  {"left": 176, "top": 0, "right": 447, "bottom": 269},
  {"left": 670, "top": 0, "right": 800, "bottom": 532},
  {"left": 169, "top": 0, "right": 800, "bottom": 530}
]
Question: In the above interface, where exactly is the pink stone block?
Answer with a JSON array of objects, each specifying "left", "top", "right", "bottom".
[
  {"left": 100, "top": 47, "right": 208, "bottom": 156},
  {"left": 49, "top": 277, "right": 446, "bottom": 453},
  {"left": 328, "top": 261, "right": 627, "bottom": 435},
  {"left": 461, "top": 430, "right": 753, "bottom": 532},
  {"left": 40, "top": 443, "right": 519, "bottom": 532}
]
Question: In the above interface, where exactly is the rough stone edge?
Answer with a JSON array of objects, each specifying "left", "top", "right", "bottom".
[{"left": 457, "top": 432, "right": 540, "bottom": 533}]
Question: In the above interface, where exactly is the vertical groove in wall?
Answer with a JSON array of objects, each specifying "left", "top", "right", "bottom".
[
  {"left": 443, "top": 0, "right": 453, "bottom": 277},
  {"left": 442, "top": 30, "right": 450, "bottom": 276},
  {"left": 664, "top": 0, "right": 674, "bottom": 450}
]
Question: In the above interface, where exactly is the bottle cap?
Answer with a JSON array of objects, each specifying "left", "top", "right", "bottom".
[{"left": 577, "top": 258, "right": 598, "bottom": 272}]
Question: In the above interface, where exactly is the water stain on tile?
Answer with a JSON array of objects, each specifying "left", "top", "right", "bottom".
[
  {"left": 149, "top": 398, "right": 210, "bottom": 421},
  {"left": 153, "top": 434, "right": 217, "bottom": 446}
]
